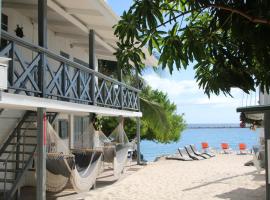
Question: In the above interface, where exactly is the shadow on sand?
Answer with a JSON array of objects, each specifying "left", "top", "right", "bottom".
[
  {"left": 215, "top": 186, "right": 265, "bottom": 200},
  {"left": 183, "top": 171, "right": 257, "bottom": 192},
  {"left": 182, "top": 169, "right": 265, "bottom": 200}
]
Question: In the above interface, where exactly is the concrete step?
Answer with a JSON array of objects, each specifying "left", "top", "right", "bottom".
[{"left": 0, "top": 178, "right": 15, "bottom": 183}]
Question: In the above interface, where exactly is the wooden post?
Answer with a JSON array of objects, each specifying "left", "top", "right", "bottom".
[
  {"left": 89, "top": 29, "right": 96, "bottom": 105},
  {"left": 0, "top": 0, "right": 2, "bottom": 42},
  {"left": 264, "top": 111, "right": 270, "bottom": 200},
  {"left": 38, "top": 0, "right": 47, "bottom": 98},
  {"left": 117, "top": 63, "right": 123, "bottom": 109},
  {"left": 69, "top": 114, "right": 74, "bottom": 149},
  {"left": 136, "top": 117, "right": 141, "bottom": 164},
  {"left": 36, "top": 108, "right": 46, "bottom": 200},
  {"left": 135, "top": 68, "right": 140, "bottom": 110}
]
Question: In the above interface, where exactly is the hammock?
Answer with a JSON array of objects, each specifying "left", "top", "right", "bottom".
[
  {"left": 46, "top": 122, "right": 74, "bottom": 192},
  {"left": 69, "top": 122, "right": 104, "bottom": 192},
  {"left": 108, "top": 119, "right": 131, "bottom": 178},
  {"left": 113, "top": 144, "right": 130, "bottom": 179},
  {"left": 70, "top": 151, "right": 102, "bottom": 192}
]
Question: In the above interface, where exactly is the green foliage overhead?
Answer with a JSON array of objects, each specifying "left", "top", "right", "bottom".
[
  {"left": 114, "top": 0, "right": 270, "bottom": 97},
  {"left": 100, "top": 86, "right": 186, "bottom": 143}
]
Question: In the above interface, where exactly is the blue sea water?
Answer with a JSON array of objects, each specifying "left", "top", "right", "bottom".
[{"left": 141, "top": 127, "right": 260, "bottom": 161}]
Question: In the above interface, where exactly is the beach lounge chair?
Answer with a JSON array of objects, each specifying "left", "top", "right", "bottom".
[
  {"left": 178, "top": 148, "right": 193, "bottom": 161},
  {"left": 238, "top": 143, "right": 249, "bottom": 154},
  {"left": 201, "top": 142, "right": 215, "bottom": 157},
  {"left": 190, "top": 144, "right": 212, "bottom": 158},
  {"left": 221, "top": 143, "right": 232, "bottom": 154},
  {"left": 166, "top": 153, "right": 191, "bottom": 161},
  {"left": 184, "top": 146, "right": 204, "bottom": 160}
]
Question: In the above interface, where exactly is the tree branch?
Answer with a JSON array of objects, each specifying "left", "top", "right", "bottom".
[
  {"left": 207, "top": 4, "right": 270, "bottom": 25},
  {"left": 155, "top": 3, "right": 270, "bottom": 29}
]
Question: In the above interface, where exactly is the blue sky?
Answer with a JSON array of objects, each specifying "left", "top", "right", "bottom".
[{"left": 107, "top": 0, "right": 258, "bottom": 124}]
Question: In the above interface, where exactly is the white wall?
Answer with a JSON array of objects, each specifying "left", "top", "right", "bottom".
[
  {"left": 259, "top": 90, "right": 270, "bottom": 105},
  {"left": 2, "top": 7, "right": 98, "bottom": 68}
]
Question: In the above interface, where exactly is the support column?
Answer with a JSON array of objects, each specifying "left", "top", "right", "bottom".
[
  {"left": 0, "top": 0, "right": 2, "bottom": 41},
  {"left": 136, "top": 117, "right": 141, "bottom": 164},
  {"left": 69, "top": 114, "right": 74, "bottom": 149},
  {"left": 117, "top": 63, "right": 123, "bottom": 109},
  {"left": 38, "top": 0, "right": 47, "bottom": 98},
  {"left": 135, "top": 68, "right": 140, "bottom": 110},
  {"left": 264, "top": 111, "right": 270, "bottom": 200},
  {"left": 89, "top": 29, "right": 96, "bottom": 105},
  {"left": 36, "top": 108, "right": 46, "bottom": 200}
]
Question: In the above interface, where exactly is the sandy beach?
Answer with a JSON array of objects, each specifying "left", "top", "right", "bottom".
[{"left": 51, "top": 154, "right": 265, "bottom": 200}]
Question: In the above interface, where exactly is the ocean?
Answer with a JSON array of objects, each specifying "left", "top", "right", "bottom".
[{"left": 140, "top": 127, "right": 260, "bottom": 161}]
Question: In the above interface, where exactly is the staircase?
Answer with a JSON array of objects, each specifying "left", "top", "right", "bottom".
[{"left": 0, "top": 111, "right": 37, "bottom": 200}]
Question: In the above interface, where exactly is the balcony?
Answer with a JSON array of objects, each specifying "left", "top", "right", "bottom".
[{"left": 0, "top": 31, "right": 140, "bottom": 112}]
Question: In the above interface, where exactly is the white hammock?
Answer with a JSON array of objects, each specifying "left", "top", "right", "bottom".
[
  {"left": 46, "top": 122, "right": 73, "bottom": 192},
  {"left": 70, "top": 151, "right": 102, "bottom": 192},
  {"left": 108, "top": 120, "right": 131, "bottom": 178},
  {"left": 68, "top": 122, "right": 103, "bottom": 192}
]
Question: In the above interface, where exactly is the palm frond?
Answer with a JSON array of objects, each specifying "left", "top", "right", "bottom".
[{"left": 140, "top": 97, "right": 170, "bottom": 133}]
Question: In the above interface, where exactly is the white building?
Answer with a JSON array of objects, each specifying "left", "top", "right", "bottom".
[{"left": 0, "top": 0, "right": 157, "bottom": 199}]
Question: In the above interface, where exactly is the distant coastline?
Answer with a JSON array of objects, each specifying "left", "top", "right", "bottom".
[{"left": 187, "top": 123, "right": 241, "bottom": 129}]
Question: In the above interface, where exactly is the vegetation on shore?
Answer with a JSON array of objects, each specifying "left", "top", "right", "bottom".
[{"left": 100, "top": 85, "right": 186, "bottom": 143}]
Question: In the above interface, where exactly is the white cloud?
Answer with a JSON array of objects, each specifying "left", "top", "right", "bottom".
[
  {"left": 143, "top": 73, "right": 243, "bottom": 108},
  {"left": 144, "top": 74, "right": 198, "bottom": 97}
]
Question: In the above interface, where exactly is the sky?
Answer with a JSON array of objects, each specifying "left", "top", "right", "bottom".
[{"left": 106, "top": 0, "right": 258, "bottom": 124}]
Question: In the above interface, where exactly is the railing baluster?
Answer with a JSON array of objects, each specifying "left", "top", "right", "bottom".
[
  {"left": 61, "top": 62, "right": 66, "bottom": 100},
  {"left": 8, "top": 41, "right": 15, "bottom": 87},
  {"left": 120, "top": 85, "right": 123, "bottom": 109},
  {"left": 91, "top": 74, "right": 96, "bottom": 105},
  {"left": 77, "top": 70, "right": 81, "bottom": 103},
  {"left": 38, "top": 52, "right": 47, "bottom": 98}
]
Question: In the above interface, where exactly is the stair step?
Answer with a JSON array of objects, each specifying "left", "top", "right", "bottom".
[
  {"left": 9, "top": 143, "right": 36, "bottom": 146},
  {"left": 21, "top": 135, "right": 36, "bottom": 138},
  {"left": 0, "top": 159, "right": 27, "bottom": 163},
  {"left": 20, "top": 128, "right": 37, "bottom": 130},
  {"left": 0, "top": 178, "right": 15, "bottom": 183},
  {"left": 3, "top": 151, "right": 33, "bottom": 155},
  {"left": 0, "top": 168, "right": 23, "bottom": 173},
  {"left": 27, "top": 113, "right": 37, "bottom": 116}
]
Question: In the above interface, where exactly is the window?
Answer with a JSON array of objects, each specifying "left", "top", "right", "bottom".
[
  {"left": 58, "top": 119, "right": 68, "bottom": 139},
  {"left": 1, "top": 14, "right": 8, "bottom": 49},
  {"left": 60, "top": 51, "right": 70, "bottom": 59},
  {"left": 73, "top": 116, "right": 89, "bottom": 148},
  {"left": 74, "top": 57, "right": 89, "bottom": 68},
  {"left": 2, "top": 14, "right": 8, "bottom": 31},
  {"left": 98, "top": 59, "right": 118, "bottom": 78}
]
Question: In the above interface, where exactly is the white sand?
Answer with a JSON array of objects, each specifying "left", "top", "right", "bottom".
[
  {"left": 83, "top": 154, "right": 265, "bottom": 200},
  {"left": 54, "top": 154, "right": 265, "bottom": 200}
]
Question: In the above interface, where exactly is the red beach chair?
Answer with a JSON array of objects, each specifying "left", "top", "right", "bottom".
[
  {"left": 221, "top": 143, "right": 231, "bottom": 154},
  {"left": 201, "top": 142, "right": 209, "bottom": 150},
  {"left": 201, "top": 142, "right": 215, "bottom": 157},
  {"left": 239, "top": 143, "right": 248, "bottom": 154}
]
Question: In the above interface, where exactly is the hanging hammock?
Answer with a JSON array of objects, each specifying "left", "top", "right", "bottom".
[
  {"left": 69, "top": 123, "right": 104, "bottom": 192},
  {"left": 107, "top": 119, "right": 131, "bottom": 179},
  {"left": 70, "top": 151, "right": 102, "bottom": 192},
  {"left": 46, "top": 122, "right": 74, "bottom": 192}
]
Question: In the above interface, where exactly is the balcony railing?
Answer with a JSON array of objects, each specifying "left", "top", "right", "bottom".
[{"left": 0, "top": 31, "right": 140, "bottom": 111}]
